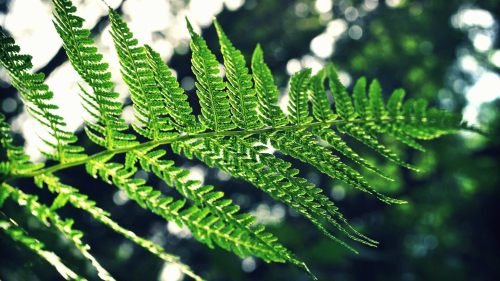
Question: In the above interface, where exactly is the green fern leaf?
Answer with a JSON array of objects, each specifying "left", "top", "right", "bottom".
[
  {"left": 86, "top": 156, "right": 314, "bottom": 278},
  {"left": 0, "top": 27, "right": 86, "bottom": 163},
  {"left": 109, "top": 10, "right": 175, "bottom": 141},
  {"left": 214, "top": 19, "right": 261, "bottom": 130},
  {"left": 251, "top": 44, "right": 288, "bottom": 127},
  {"left": 144, "top": 45, "right": 204, "bottom": 134},
  {"left": 310, "top": 68, "right": 336, "bottom": 122},
  {"left": 127, "top": 147, "right": 306, "bottom": 269},
  {"left": 288, "top": 68, "right": 313, "bottom": 125},
  {"left": 328, "top": 63, "right": 419, "bottom": 171},
  {"left": 186, "top": 18, "right": 236, "bottom": 132},
  {"left": 4, "top": 182, "right": 115, "bottom": 281},
  {"left": 36, "top": 174, "right": 202, "bottom": 280},
  {"left": 51, "top": 0, "right": 137, "bottom": 149}
]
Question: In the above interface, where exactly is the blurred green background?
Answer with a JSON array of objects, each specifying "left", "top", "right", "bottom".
[{"left": 0, "top": 0, "right": 499, "bottom": 280}]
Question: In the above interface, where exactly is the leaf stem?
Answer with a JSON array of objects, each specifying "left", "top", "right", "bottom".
[{"left": 3, "top": 116, "right": 475, "bottom": 181}]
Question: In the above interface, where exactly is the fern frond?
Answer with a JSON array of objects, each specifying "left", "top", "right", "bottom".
[
  {"left": 251, "top": 44, "right": 288, "bottom": 128},
  {"left": 0, "top": 212, "right": 86, "bottom": 280},
  {"left": 35, "top": 174, "right": 202, "bottom": 281},
  {"left": 86, "top": 155, "right": 315, "bottom": 279},
  {"left": 109, "top": 10, "right": 174, "bottom": 141},
  {"left": 0, "top": 7, "right": 477, "bottom": 279},
  {"left": 310, "top": 68, "right": 336, "bottom": 122},
  {"left": 214, "top": 19, "right": 261, "bottom": 130},
  {"left": 287, "top": 68, "right": 313, "bottom": 125},
  {"left": 186, "top": 18, "right": 236, "bottom": 132},
  {"left": 3, "top": 182, "right": 115, "bottom": 281},
  {"left": 0, "top": 27, "right": 86, "bottom": 163},
  {"left": 51, "top": 0, "right": 137, "bottom": 149},
  {"left": 144, "top": 45, "right": 205, "bottom": 134}
]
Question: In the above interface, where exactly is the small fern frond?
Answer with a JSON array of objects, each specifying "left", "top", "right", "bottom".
[
  {"left": 144, "top": 45, "right": 205, "bottom": 134},
  {"left": 186, "top": 18, "right": 235, "bottom": 132},
  {"left": 214, "top": 19, "right": 261, "bottom": 130},
  {"left": 251, "top": 44, "right": 288, "bottom": 128},
  {"left": 0, "top": 213, "right": 86, "bottom": 280},
  {"left": 109, "top": 10, "right": 174, "bottom": 141},
  {"left": 3, "top": 182, "right": 115, "bottom": 281},
  {"left": 51, "top": 0, "right": 137, "bottom": 149},
  {"left": 310, "top": 68, "right": 336, "bottom": 123},
  {"left": 0, "top": 27, "right": 86, "bottom": 163},
  {"left": 287, "top": 68, "right": 313, "bottom": 125}
]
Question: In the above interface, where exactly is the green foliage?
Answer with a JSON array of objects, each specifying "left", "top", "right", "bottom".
[
  {"left": 214, "top": 19, "right": 261, "bottom": 130},
  {"left": 0, "top": 27, "right": 85, "bottom": 163},
  {"left": 0, "top": 1, "right": 478, "bottom": 280},
  {"left": 187, "top": 18, "right": 235, "bottom": 132},
  {"left": 144, "top": 45, "right": 204, "bottom": 134},
  {"left": 251, "top": 44, "right": 288, "bottom": 128},
  {"left": 51, "top": 0, "right": 136, "bottom": 150}
]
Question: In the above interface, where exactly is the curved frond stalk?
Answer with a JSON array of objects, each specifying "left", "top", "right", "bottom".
[
  {"left": 144, "top": 45, "right": 205, "bottom": 134},
  {"left": 0, "top": 113, "right": 44, "bottom": 175},
  {"left": 214, "top": 19, "right": 261, "bottom": 130},
  {"left": 310, "top": 68, "right": 336, "bottom": 122},
  {"left": 0, "top": 27, "right": 86, "bottom": 163},
  {"left": 127, "top": 148, "right": 305, "bottom": 269},
  {"left": 287, "top": 68, "right": 313, "bottom": 125},
  {"left": 186, "top": 18, "right": 235, "bottom": 132},
  {"left": 34, "top": 175, "right": 202, "bottom": 281},
  {"left": 109, "top": 10, "right": 174, "bottom": 140},
  {"left": 0, "top": 212, "right": 86, "bottom": 281},
  {"left": 2, "top": 183, "right": 115, "bottom": 281},
  {"left": 251, "top": 44, "right": 288, "bottom": 128},
  {"left": 51, "top": 0, "right": 137, "bottom": 149}
]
